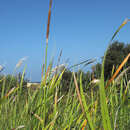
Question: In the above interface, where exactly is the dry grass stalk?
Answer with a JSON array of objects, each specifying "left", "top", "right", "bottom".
[
  {"left": 42, "top": 65, "right": 51, "bottom": 85},
  {"left": 15, "top": 57, "right": 28, "bottom": 69},
  {"left": 105, "top": 53, "right": 130, "bottom": 88},
  {"left": 31, "top": 112, "right": 43, "bottom": 124},
  {"left": 57, "top": 95, "right": 64, "bottom": 103},
  {"left": 81, "top": 119, "right": 87, "bottom": 130},
  {"left": 11, "top": 125, "right": 25, "bottom": 130},
  {"left": 41, "top": 64, "right": 45, "bottom": 79},
  {"left": 54, "top": 91, "right": 58, "bottom": 117},
  {"left": 57, "top": 50, "right": 63, "bottom": 65},
  {"left": 56, "top": 50, "right": 63, "bottom": 74},
  {"left": 73, "top": 72, "right": 85, "bottom": 114}
]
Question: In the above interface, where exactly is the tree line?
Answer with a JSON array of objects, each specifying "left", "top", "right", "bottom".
[
  {"left": 0, "top": 41, "right": 129, "bottom": 94},
  {"left": 60, "top": 41, "right": 130, "bottom": 92}
]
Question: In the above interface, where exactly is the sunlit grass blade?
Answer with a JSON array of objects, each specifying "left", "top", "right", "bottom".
[
  {"left": 81, "top": 119, "right": 87, "bottom": 130},
  {"left": 73, "top": 72, "right": 84, "bottom": 114},
  {"left": 105, "top": 18, "right": 130, "bottom": 87},
  {"left": 0, "top": 87, "right": 19, "bottom": 106},
  {"left": 20, "top": 66, "right": 26, "bottom": 88},
  {"left": 106, "top": 53, "right": 130, "bottom": 88},
  {"left": 111, "top": 18, "right": 130, "bottom": 41},
  {"left": 99, "top": 18, "right": 130, "bottom": 129},
  {"left": 79, "top": 73, "right": 95, "bottom": 130},
  {"left": 100, "top": 58, "right": 112, "bottom": 130}
]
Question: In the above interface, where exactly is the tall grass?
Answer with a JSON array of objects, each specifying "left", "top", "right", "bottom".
[{"left": 0, "top": 0, "right": 129, "bottom": 129}]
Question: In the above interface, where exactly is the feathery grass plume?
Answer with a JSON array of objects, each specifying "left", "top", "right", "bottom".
[
  {"left": 0, "top": 65, "right": 4, "bottom": 72},
  {"left": 51, "top": 64, "right": 67, "bottom": 75},
  {"left": 0, "top": 76, "right": 5, "bottom": 83},
  {"left": 105, "top": 53, "right": 130, "bottom": 88},
  {"left": 91, "top": 79, "right": 100, "bottom": 84},
  {"left": 15, "top": 57, "right": 28, "bottom": 69}
]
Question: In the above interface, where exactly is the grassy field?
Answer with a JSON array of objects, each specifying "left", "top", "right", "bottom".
[
  {"left": 0, "top": 0, "right": 130, "bottom": 129},
  {"left": 0, "top": 60, "right": 129, "bottom": 129}
]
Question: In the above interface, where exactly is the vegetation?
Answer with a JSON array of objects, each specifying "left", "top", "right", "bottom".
[
  {"left": 0, "top": 59, "right": 129, "bottom": 129},
  {"left": 0, "top": 0, "right": 130, "bottom": 129},
  {"left": 59, "top": 41, "right": 130, "bottom": 94},
  {"left": 104, "top": 41, "right": 130, "bottom": 80},
  {"left": 0, "top": 73, "right": 28, "bottom": 96}
]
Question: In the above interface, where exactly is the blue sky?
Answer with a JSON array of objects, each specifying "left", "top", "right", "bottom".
[{"left": 0, "top": 0, "right": 130, "bottom": 81}]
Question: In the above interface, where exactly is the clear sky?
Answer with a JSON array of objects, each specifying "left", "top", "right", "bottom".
[{"left": 0, "top": 0, "right": 130, "bottom": 81}]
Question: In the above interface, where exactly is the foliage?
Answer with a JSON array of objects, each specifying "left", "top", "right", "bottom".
[
  {"left": 0, "top": 73, "right": 28, "bottom": 95},
  {"left": 60, "top": 69, "right": 94, "bottom": 94},
  {"left": 104, "top": 41, "right": 130, "bottom": 80},
  {"left": 0, "top": 69, "right": 129, "bottom": 129},
  {"left": 0, "top": 0, "right": 129, "bottom": 128}
]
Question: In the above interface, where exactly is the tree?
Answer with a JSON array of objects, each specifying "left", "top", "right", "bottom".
[
  {"left": 104, "top": 41, "right": 130, "bottom": 80},
  {"left": 60, "top": 70, "right": 73, "bottom": 93},
  {"left": 92, "top": 63, "right": 102, "bottom": 79}
]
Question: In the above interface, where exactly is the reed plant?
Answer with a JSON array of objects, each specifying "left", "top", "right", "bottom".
[{"left": 0, "top": 0, "right": 129, "bottom": 129}]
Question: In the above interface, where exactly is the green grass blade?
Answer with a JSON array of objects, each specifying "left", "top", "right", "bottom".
[
  {"left": 111, "top": 19, "right": 129, "bottom": 42},
  {"left": 80, "top": 73, "right": 95, "bottom": 130},
  {"left": 100, "top": 59, "right": 112, "bottom": 130}
]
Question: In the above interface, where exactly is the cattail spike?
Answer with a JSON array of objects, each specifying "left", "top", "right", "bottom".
[{"left": 46, "top": 0, "right": 53, "bottom": 45}]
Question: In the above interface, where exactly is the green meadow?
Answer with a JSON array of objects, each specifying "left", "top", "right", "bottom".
[{"left": 0, "top": 0, "right": 130, "bottom": 129}]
